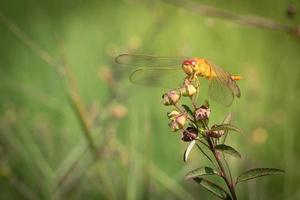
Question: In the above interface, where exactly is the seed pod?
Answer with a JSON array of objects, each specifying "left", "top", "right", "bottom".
[
  {"left": 181, "top": 127, "right": 198, "bottom": 142},
  {"left": 195, "top": 105, "right": 211, "bottom": 121},
  {"left": 162, "top": 90, "right": 181, "bottom": 105}
]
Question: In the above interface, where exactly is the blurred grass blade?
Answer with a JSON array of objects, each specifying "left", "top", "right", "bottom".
[
  {"left": 215, "top": 144, "right": 241, "bottom": 159},
  {"left": 210, "top": 123, "right": 242, "bottom": 134},
  {"left": 193, "top": 177, "right": 232, "bottom": 199},
  {"left": 236, "top": 168, "right": 284, "bottom": 184},
  {"left": 186, "top": 167, "right": 219, "bottom": 179},
  {"left": 184, "top": 140, "right": 196, "bottom": 162}
]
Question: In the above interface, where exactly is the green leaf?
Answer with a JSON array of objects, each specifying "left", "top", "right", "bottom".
[
  {"left": 183, "top": 140, "right": 196, "bottom": 162},
  {"left": 186, "top": 167, "right": 219, "bottom": 179},
  {"left": 236, "top": 168, "right": 284, "bottom": 184},
  {"left": 193, "top": 178, "right": 232, "bottom": 199},
  {"left": 182, "top": 104, "right": 193, "bottom": 116},
  {"left": 221, "top": 113, "right": 232, "bottom": 143},
  {"left": 215, "top": 144, "right": 241, "bottom": 159},
  {"left": 210, "top": 123, "right": 242, "bottom": 134}
]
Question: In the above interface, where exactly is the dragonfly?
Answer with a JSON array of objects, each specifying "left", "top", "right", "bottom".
[{"left": 115, "top": 54, "right": 241, "bottom": 106}]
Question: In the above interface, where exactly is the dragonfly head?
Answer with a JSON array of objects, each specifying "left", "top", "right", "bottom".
[{"left": 182, "top": 59, "right": 197, "bottom": 76}]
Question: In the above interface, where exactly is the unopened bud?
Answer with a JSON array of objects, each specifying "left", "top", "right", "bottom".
[
  {"left": 180, "top": 84, "right": 197, "bottom": 97},
  {"left": 207, "top": 125, "right": 224, "bottom": 138},
  {"left": 181, "top": 127, "right": 198, "bottom": 142},
  {"left": 168, "top": 120, "right": 180, "bottom": 132},
  {"left": 162, "top": 90, "right": 181, "bottom": 105},
  {"left": 175, "top": 113, "right": 187, "bottom": 128},
  {"left": 195, "top": 105, "right": 211, "bottom": 121},
  {"left": 207, "top": 130, "right": 223, "bottom": 138},
  {"left": 167, "top": 110, "right": 180, "bottom": 119},
  {"left": 168, "top": 113, "right": 187, "bottom": 132}
]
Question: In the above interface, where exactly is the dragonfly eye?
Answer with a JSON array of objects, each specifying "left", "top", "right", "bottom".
[{"left": 182, "top": 60, "right": 196, "bottom": 75}]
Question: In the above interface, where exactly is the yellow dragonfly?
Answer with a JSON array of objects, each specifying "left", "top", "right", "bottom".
[{"left": 115, "top": 54, "right": 241, "bottom": 106}]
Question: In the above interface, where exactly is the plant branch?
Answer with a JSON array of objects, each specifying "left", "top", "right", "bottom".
[
  {"left": 165, "top": 0, "right": 300, "bottom": 39},
  {"left": 206, "top": 135, "right": 237, "bottom": 200}
]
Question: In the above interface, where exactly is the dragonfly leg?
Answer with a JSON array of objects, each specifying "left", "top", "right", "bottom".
[{"left": 192, "top": 77, "right": 201, "bottom": 108}]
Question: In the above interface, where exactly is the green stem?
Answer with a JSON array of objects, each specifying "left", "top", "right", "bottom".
[
  {"left": 195, "top": 143, "right": 218, "bottom": 169},
  {"left": 201, "top": 119, "right": 237, "bottom": 200},
  {"left": 207, "top": 136, "right": 237, "bottom": 200}
]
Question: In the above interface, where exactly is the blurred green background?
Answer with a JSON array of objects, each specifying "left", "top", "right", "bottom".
[{"left": 0, "top": 0, "right": 299, "bottom": 199}]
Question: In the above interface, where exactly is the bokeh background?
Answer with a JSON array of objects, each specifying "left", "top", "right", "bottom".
[{"left": 0, "top": 0, "right": 299, "bottom": 199}]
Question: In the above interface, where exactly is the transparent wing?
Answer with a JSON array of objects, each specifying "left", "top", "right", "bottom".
[
  {"left": 208, "top": 78, "right": 234, "bottom": 106},
  {"left": 115, "top": 54, "right": 185, "bottom": 68},
  {"left": 208, "top": 62, "right": 241, "bottom": 106},
  {"left": 115, "top": 54, "right": 187, "bottom": 88},
  {"left": 129, "top": 67, "right": 184, "bottom": 88}
]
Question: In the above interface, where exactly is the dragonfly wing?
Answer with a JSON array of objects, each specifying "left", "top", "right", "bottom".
[
  {"left": 208, "top": 62, "right": 241, "bottom": 106},
  {"left": 129, "top": 67, "right": 184, "bottom": 88},
  {"left": 208, "top": 78, "right": 234, "bottom": 106},
  {"left": 115, "top": 54, "right": 186, "bottom": 67}
]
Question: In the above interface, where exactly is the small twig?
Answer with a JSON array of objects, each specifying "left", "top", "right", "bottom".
[
  {"left": 165, "top": 0, "right": 300, "bottom": 39},
  {"left": 202, "top": 120, "right": 237, "bottom": 200}
]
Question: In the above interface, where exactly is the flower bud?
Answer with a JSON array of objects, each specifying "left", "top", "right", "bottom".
[
  {"left": 167, "top": 110, "right": 180, "bottom": 119},
  {"left": 168, "top": 113, "right": 187, "bottom": 132},
  {"left": 181, "top": 127, "right": 198, "bottom": 142},
  {"left": 162, "top": 90, "right": 181, "bottom": 105},
  {"left": 207, "top": 125, "right": 224, "bottom": 138},
  {"left": 168, "top": 120, "right": 180, "bottom": 132},
  {"left": 175, "top": 113, "right": 187, "bottom": 128},
  {"left": 195, "top": 105, "right": 211, "bottom": 121},
  {"left": 207, "top": 130, "right": 223, "bottom": 138},
  {"left": 180, "top": 80, "right": 197, "bottom": 97},
  {"left": 180, "top": 84, "right": 197, "bottom": 97}
]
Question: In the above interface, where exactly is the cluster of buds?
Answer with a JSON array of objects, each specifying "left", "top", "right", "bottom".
[
  {"left": 163, "top": 78, "right": 212, "bottom": 142},
  {"left": 162, "top": 80, "right": 198, "bottom": 106},
  {"left": 161, "top": 75, "right": 231, "bottom": 143}
]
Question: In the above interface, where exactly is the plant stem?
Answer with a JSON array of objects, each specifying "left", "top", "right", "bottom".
[
  {"left": 207, "top": 136, "right": 237, "bottom": 200},
  {"left": 195, "top": 143, "right": 218, "bottom": 169}
]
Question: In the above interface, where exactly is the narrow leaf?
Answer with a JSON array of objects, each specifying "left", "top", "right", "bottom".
[
  {"left": 183, "top": 140, "right": 196, "bottom": 162},
  {"left": 182, "top": 104, "right": 194, "bottom": 117},
  {"left": 186, "top": 167, "right": 219, "bottom": 179},
  {"left": 222, "top": 112, "right": 232, "bottom": 143},
  {"left": 236, "top": 168, "right": 284, "bottom": 184},
  {"left": 210, "top": 123, "right": 242, "bottom": 134},
  {"left": 193, "top": 178, "right": 232, "bottom": 199},
  {"left": 215, "top": 144, "right": 241, "bottom": 159}
]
